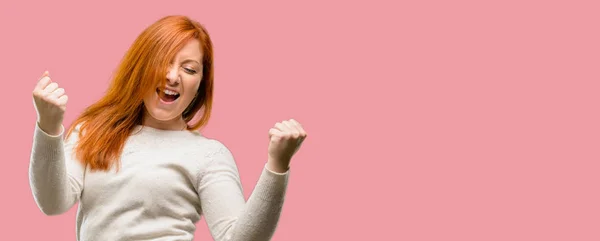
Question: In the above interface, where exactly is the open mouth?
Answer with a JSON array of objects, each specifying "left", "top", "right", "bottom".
[{"left": 156, "top": 88, "right": 180, "bottom": 103}]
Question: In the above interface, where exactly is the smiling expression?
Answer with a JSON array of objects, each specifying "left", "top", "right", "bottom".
[{"left": 142, "top": 38, "right": 203, "bottom": 125}]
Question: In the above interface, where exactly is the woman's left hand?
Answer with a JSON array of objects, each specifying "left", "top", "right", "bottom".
[{"left": 267, "top": 119, "right": 307, "bottom": 173}]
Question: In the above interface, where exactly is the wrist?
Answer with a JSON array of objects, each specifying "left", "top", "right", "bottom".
[
  {"left": 266, "top": 157, "right": 290, "bottom": 173},
  {"left": 37, "top": 120, "right": 62, "bottom": 136}
]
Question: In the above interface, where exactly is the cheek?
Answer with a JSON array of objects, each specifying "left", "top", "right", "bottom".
[
  {"left": 143, "top": 92, "right": 156, "bottom": 106},
  {"left": 184, "top": 78, "right": 202, "bottom": 101}
]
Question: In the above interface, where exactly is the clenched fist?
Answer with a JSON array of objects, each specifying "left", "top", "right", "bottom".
[
  {"left": 32, "top": 71, "right": 68, "bottom": 136},
  {"left": 267, "top": 119, "right": 307, "bottom": 173}
]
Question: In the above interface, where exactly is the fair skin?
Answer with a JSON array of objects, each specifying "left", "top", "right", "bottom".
[
  {"left": 32, "top": 38, "right": 307, "bottom": 173},
  {"left": 142, "top": 38, "right": 203, "bottom": 131}
]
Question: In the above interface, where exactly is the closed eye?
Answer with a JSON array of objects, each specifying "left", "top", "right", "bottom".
[{"left": 183, "top": 67, "right": 197, "bottom": 74}]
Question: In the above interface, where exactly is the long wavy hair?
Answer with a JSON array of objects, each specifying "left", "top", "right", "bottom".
[{"left": 66, "top": 15, "right": 214, "bottom": 171}]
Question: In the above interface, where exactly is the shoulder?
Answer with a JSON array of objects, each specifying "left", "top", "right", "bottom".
[
  {"left": 187, "top": 136, "right": 237, "bottom": 169},
  {"left": 177, "top": 132, "right": 234, "bottom": 159},
  {"left": 191, "top": 137, "right": 240, "bottom": 182},
  {"left": 198, "top": 137, "right": 234, "bottom": 160}
]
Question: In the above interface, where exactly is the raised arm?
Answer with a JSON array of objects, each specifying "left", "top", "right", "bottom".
[
  {"left": 197, "top": 119, "right": 307, "bottom": 241},
  {"left": 29, "top": 123, "right": 85, "bottom": 215},
  {"left": 29, "top": 71, "right": 84, "bottom": 215}
]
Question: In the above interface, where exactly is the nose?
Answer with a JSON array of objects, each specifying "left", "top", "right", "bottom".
[{"left": 166, "top": 65, "right": 179, "bottom": 85}]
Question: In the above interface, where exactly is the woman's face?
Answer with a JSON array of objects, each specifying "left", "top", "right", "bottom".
[{"left": 143, "top": 39, "right": 203, "bottom": 127}]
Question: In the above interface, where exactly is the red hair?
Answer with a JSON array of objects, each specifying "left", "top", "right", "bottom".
[{"left": 66, "top": 15, "right": 214, "bottom": 171}]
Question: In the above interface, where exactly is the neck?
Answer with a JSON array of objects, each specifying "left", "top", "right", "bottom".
[{"left": 142, "top": 114, "right": 187, "bottom": 131}]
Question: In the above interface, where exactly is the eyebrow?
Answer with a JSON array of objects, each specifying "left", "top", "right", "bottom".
[{"left": 181, "top": 59, "right": 201, "bottom": 65}]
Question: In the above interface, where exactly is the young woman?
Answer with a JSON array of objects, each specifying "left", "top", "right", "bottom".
[{"left": 29, "top": 15, "right": 307, "bottom": 241}]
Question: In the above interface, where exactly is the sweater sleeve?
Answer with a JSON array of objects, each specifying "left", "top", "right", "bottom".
[
  {"left": 29, "top": 122, "right": 85, "bottom": 216},
  {"left": 197, "top": 140, "right": 289, "bottom": 241}
]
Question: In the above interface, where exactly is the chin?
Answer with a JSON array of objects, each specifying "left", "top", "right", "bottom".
[{"left": 145, "top": 108, "right": 183, "bottom": 122}]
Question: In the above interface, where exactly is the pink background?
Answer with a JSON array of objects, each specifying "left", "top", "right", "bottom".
[{"left": 2, "top": 0, "right": 599, "bottom": 240}]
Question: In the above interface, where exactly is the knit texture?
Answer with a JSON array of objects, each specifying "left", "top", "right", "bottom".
[{"left": 29, "top": 123, "right": 289, "bottom": 241}]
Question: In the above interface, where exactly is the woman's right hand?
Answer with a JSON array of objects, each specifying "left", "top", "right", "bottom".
[{"left": 32, "top": 71, "right": 68, "bottom": 136}]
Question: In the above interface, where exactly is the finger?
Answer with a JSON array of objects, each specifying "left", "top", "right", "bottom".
[
  {"left": 289, "top": 119, "right": 307, "bottom": 137},
  {"left": 282, "top": 120, "right": 300, "bottom": 137},
  {"left": 269, "top": 127, "right": 281, "bottom": 136},
  {"left": 268, "top": 127, "right": 281, "bottom": 139},
  {"left": 43, "top": 82, "right": 59, "bottom": 94},
  {"left": 57, "top": 95, "right": 68, "bottom": 106},
  {"left": 296, "top": 139, "right": 305, "bottom": 148},
  {"left": 274, "top": 122, "right": 288, "bottom": 132},
  {"left": 287, "top": 119, "right": 307, "bottom": 147},
  {"left": 50, "top": 88, "right": 65, "bottom": 99},
  {"left": 34, "top": 76, "right": 52, "bottom": 92},
  {"left": 37, "top": 70, "right": 50, "bottom": 83}
]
